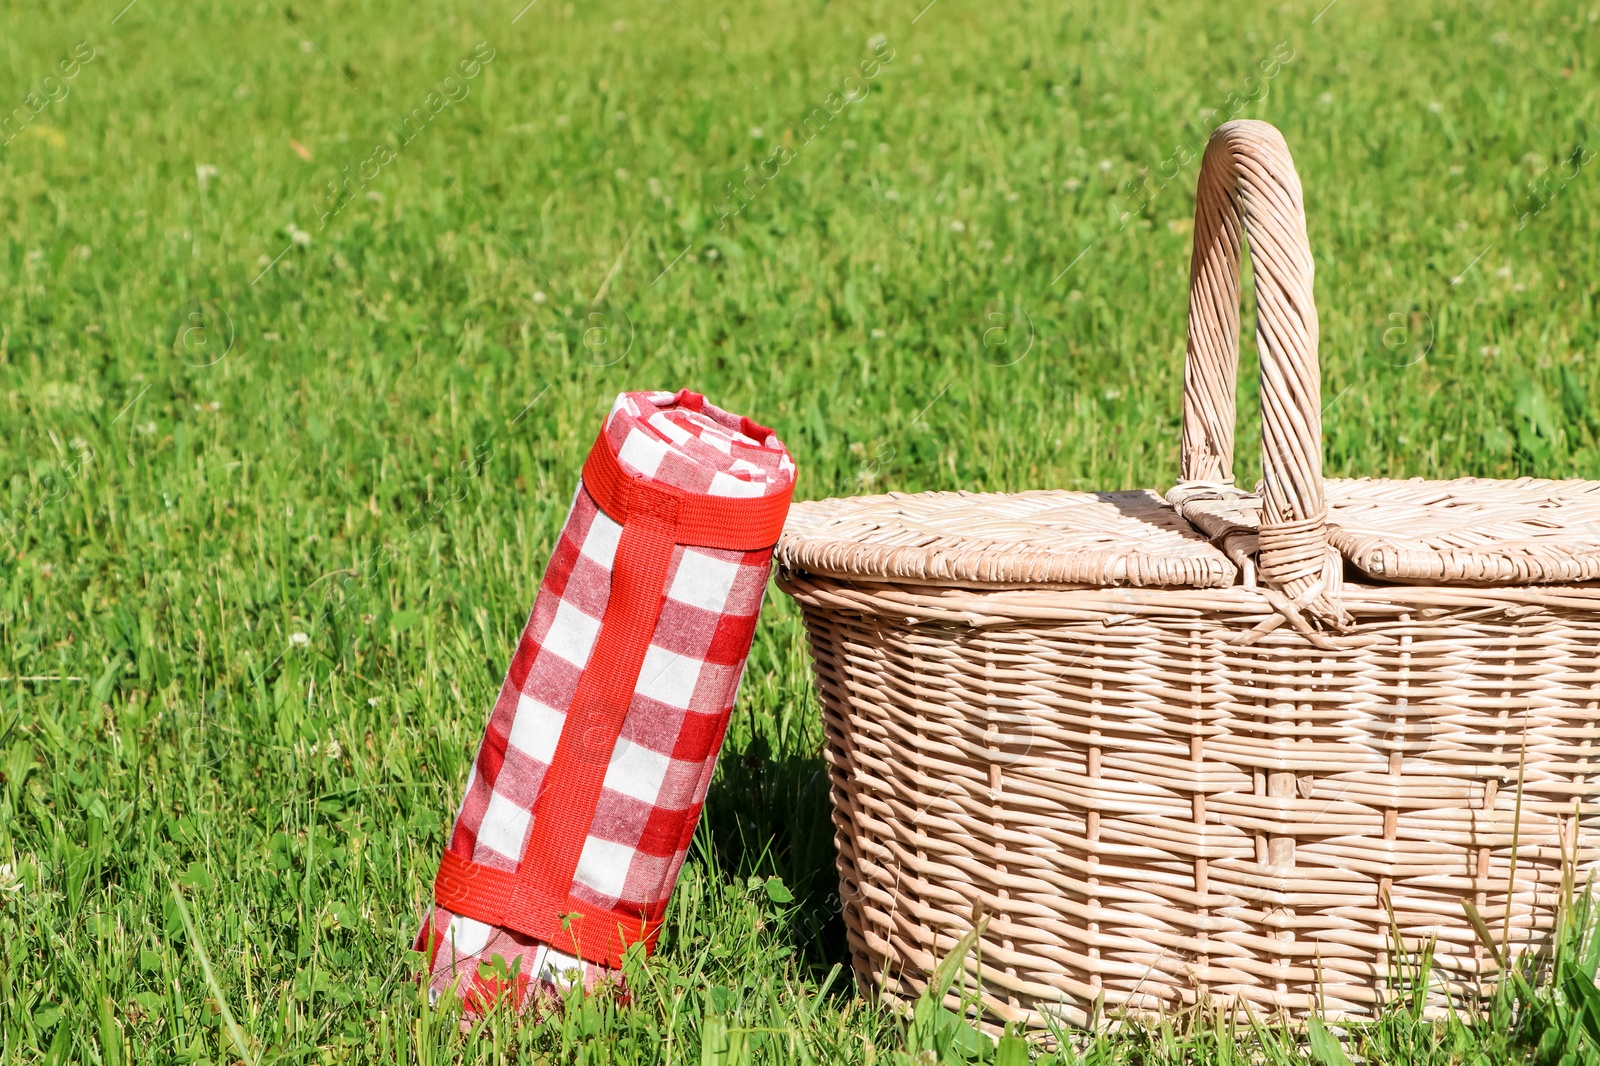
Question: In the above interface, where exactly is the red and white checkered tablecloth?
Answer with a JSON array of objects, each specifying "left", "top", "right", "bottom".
[{"left": 416, "top": 390, "right": 795, "bottom": 1014}]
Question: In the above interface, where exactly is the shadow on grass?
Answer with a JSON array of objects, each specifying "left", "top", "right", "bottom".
[{"left": 701, "top": 730, "right": 847, "bottom": 973}]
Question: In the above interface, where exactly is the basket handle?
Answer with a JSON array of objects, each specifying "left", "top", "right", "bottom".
[{"left": 1178, "top": 120, "right": 1343, "bottom": 622}]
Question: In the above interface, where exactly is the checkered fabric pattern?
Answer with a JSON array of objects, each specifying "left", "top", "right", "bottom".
[{"left": 418, "top": 390, "right": 794, "bottom": 1015}]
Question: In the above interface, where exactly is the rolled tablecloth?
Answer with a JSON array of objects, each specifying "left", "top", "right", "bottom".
[{"left": 416, "top": 390, "right": 795, "bottom": 1013}]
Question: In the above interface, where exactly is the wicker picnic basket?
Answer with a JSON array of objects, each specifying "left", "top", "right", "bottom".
[{"left": 774, "top": 120, "right": 1600, "bottom": 1027}]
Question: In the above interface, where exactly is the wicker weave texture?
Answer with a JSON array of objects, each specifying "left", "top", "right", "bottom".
[
  {"left": 774, "top": 119, "right": 1600, "bottom": 1027},
  {"left": 1174, "top": 478, "right": 1600, "bottom": 589},
  {"left": 780, "top": 574, "right": 1600, "bottom": 1024},
  {"left": 778, "top": 489, "right": 1236, "bottom": 590},
  {"left": 1326, "top": 478, "right": 1600, "bottom": 585}
]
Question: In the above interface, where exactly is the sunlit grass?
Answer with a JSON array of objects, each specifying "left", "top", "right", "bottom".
[{"left": 1, "top": 0, "right": 1597, "bottom": 1059}]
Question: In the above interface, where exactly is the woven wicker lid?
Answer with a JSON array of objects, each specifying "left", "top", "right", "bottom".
[
  {"left": 1171, "top": 477, "right": 1600, "bottom": 586},
  {"left": 1328, "top": 476, "right": 1600, "bottom": 584},
  {"left": 775, "top": 489, "right": 1238, "bottom": 589}
]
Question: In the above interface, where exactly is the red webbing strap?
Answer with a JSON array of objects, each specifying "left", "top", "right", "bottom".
[
  {"left": 434, "top": 424, "right": 790, "bottom": 967},
  {"left": 511, "top": 495, "right": 676, "bottom": 949},
  {"left": 434, "top": 850, "right": 662, "bottom": 963},
  {"left": 577, "top": 420, "right": 792, "bottom": 551}
]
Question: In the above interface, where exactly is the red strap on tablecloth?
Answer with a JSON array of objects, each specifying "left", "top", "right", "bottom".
[
  {"left": 576, "top": 409, "right": 792, "bottom": 552},
  {"left": 433, "top": 416, "right": 790, "bottom": 967},
  {"left": 434, "top": 849, "right": 663, "bottom": 963}
]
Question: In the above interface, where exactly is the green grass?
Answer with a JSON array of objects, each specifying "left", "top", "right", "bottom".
[{"left": 2, "top": 0, "right": 1599, "bottom": 1059}]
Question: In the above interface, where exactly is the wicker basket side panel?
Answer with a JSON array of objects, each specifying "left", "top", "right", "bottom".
[
  {"left": 1383, "top": 618, "right": 1559, "bottom": 1002},
  {"left": 795, "top": 600, "right": 943, "bottom": 1009},
  {"left": 1061, "top": 620, "right": 1258, "bottom": 1019},
  {"left": 1313, "top": 610, "right": 1600, "bottom": 1008},
  {"left": 1203, "top": 634, "right": 1392, "bottom": 1016},
  {"left": 791, "top": 579, "right": 1270, "bottom": 1026},
  {"left": 793, "top": 600, "right": 1095, "bottom": 1024},
  {"left": 786, "top": 569, "right": 1600, "bottom": 1029},
  {"left": 1436, "top": 616, "right": 1600, "bottom": 977},
  {"left": 795, "top": 602, "right": 881, "bottom": 988},
  {"left": 1196, "top": 610, "right": 1600, "bottom": 1017},
  {"left": 1549, "top": 620, "right": 1600, "bottom": 875}
]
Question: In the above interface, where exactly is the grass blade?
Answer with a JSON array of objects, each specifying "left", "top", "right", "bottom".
[
  {"left": 1463, "top": 900, "right": 1505, "bottom": 968},
  {"left": 169, "top": 877, "right": 257, "bottom": 1066},
  {"left": 1306, "top": 1017, "right": 1355, "bottom": 1066}
]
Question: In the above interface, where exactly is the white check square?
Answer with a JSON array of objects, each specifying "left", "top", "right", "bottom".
[
  {"left": 617, "top": 428, "right": 669, "bottom": 478},
  {"left": 542, "top": 599, "right": 601, "bottom": 668},
  {"left": 573, "top": 836, "right": 635, "bottom": 899},
  {"left": 603, "top": 738, "right": 673, "bottom": 804},
  {"left": 635, "top": 645, "right": 702, "bottom": 709},
  {"left": 668, "top": 549, "right": 740, "bottom": 613},
  {"left": 445, "top": 915, "right": 493, "bottom": 957},
  {"left": 477, "top": 790, "right": 532, "bottom": 861},
  {"left": 708, "top": 470, "right": 765, "bottom": 497},
  {"left": 508, "top": 694, "right": 566, "bottom": 764},
  {"left": 579, "top": 508, "right": 622, "bottom": 567}
]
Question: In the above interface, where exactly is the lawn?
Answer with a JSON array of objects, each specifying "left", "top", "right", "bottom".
[{"left": 1, "top": 0, "right": 1598, "bottom": 1060}]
